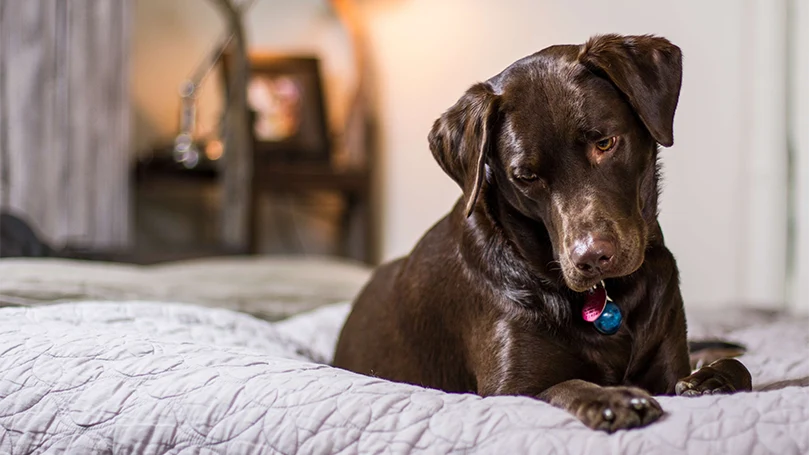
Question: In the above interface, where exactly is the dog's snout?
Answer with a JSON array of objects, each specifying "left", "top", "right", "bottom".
[{"left": 571, "top": 237, "right": 616, "bottom": 276}]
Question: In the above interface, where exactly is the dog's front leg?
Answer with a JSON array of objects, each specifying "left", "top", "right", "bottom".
[
  {"left": 538, "top": 380, "right": 663, "bottom": 432},
  {"left": 632, "top": 253, "right": 753, "bottom": 397},
  {"left": 676, "top": 358, "right": 752, "bottom": 396},
  {"left": 652, "top": 330, "right": 752, "bottom": 396},
  {"left": 475, "top": 341, "right": 663, "bottom": 432},
  {"left": 635, "top": 331, "right": 751, "bottom": 397}
]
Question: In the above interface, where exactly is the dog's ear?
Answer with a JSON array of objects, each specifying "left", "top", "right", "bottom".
[
  {"left": 578, "top": 34, "right": 682, "bottom": 147},
  {"left": 429, "top": 83, "right": 499, "bottom": 217}
]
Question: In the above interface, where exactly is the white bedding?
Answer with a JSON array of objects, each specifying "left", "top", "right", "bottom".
[{"left": 0, "top": 301, "right": 806, "bottom": 454}]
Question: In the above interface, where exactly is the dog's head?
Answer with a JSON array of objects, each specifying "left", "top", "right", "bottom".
[{"left": 429, "top": 34, "right": 682, "bottom": 292}]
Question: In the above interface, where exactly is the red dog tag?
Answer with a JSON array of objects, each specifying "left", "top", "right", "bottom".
[{"left": 582, "top": 285, "right": 607, "bottom": 322}]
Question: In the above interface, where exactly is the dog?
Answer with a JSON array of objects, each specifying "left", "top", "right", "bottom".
[{"left": 333, "top": 34, "right": 752, "bottom": 432}]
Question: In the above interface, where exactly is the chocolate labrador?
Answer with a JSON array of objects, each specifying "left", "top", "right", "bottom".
[{"left": 333, "top": 34, "right": 752, "bottom": 432}]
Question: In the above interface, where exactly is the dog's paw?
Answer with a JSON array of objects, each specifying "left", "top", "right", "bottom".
[
  {"left": 676, "top": 358, "right": 752, "bottom": 396},
  {"left": 574, "top": 387, "right": 663, "bottom": 432}
]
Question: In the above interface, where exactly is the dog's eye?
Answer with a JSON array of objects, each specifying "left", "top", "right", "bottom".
[
  {"left": 513, "top": 171, "right": 549, "bottom": 190},
  {"left": 595, "top": 137, "right": 617, "bottom": 152}
]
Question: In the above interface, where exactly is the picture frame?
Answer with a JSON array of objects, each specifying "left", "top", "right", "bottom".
[{"left": 225, "top": 53, "right": 331, "bottom": 164}]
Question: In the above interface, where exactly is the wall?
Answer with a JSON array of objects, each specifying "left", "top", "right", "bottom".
[{"left": 132, "top": 0, "right": 791, "bottom": 310}]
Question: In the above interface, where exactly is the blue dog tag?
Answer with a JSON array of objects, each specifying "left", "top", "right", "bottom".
[{"left": 593, "top": 300, "right": 622, "bottom": 335}]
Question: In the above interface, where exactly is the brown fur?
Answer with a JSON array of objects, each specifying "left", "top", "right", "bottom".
[{"left": 333, "top": 34, "right": 752, "bottom": 432}]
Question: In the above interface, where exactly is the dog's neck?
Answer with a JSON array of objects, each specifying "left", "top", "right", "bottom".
[
  {"left": 458, "top": 196, "right": 576, "bottom": 327},
  {"left": 478, "top": 186, "right": 566, "bottom": 288},
  {"left": 458, "top": 184, "right": 573, "bottom": 323}
]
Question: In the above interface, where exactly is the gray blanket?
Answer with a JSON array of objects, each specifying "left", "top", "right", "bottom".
[{"left": 0, "top": 301, "right": 806, "bottom": 454}]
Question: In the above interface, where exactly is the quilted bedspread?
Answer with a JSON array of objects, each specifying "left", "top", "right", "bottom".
[{"left": 0, "top": 301, "right": 807, "bottom": 454}]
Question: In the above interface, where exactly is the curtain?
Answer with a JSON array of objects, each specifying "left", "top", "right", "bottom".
[{"left": 0, "top": 0, "right": 131, "bottom": 250}]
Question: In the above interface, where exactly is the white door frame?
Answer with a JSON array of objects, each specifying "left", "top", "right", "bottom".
[
  {"left": 738, "top": 0, "right": 789, "bottom": 309},
  {"left": 788, "top": 0, "right": 809, "bottom": 314}
]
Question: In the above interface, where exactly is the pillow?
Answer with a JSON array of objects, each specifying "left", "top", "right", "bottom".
[{"left": 0, "top": 256, "right": 371, "bottom": 320}]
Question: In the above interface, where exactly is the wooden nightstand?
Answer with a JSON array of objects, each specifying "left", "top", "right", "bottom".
[{"left": 249, "top": 163, "right": 375, "bottom": 264}]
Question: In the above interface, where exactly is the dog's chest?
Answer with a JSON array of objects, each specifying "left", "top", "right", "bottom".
[
  {"left": 575, "top": 329, "right": 636, "bottom": 385},
  {"left": 498, "top": 304, "right": 638, "bottom": 387},
  {"left": 570, "top": 283, "right": 652, "bottom": 385}
]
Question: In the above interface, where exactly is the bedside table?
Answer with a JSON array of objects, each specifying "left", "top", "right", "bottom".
[{"left": 249, "top": 163, "right": 375, "bottom": 264}]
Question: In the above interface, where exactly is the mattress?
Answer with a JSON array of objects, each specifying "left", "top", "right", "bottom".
[{"left": 0, "top": 300, "right": 806, "bottom": 454}]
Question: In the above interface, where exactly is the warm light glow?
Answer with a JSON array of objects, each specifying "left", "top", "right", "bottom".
[{"left": 206, "top": 140, "right": 224, "bottom": 161}]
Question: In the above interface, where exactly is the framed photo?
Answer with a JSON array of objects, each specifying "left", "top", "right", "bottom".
[{"left": 243, "top": 54, "right": 331, "bottom": 163}]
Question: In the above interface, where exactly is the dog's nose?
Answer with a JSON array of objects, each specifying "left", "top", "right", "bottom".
[{"left": 571, "top": 237, "right": 616, "bottom": 275}]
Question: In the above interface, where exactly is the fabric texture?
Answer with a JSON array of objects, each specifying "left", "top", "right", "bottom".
[
  {"left": 0, "top": 301, "right": 806, "bottom": 454},
  {"left": 0, "top": 257, "right": 371, "bottom": 321}
]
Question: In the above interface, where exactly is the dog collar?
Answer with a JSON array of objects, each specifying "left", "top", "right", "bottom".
[{"left": 582, "top": 281, "right": 622, "bottom": 335}]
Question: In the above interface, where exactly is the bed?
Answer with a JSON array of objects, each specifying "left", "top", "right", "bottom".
[{"left": 0, "top": 257, "right": 807, "bottom": 454}]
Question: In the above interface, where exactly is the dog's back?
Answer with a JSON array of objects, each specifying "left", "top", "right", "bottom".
[{"left": 334, "top": 209, "right": 480, "bottom": 393}]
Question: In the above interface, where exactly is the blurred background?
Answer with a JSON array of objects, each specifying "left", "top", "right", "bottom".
[{"left": 0, "top": 0, "right": 807, "bottom": 315}]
